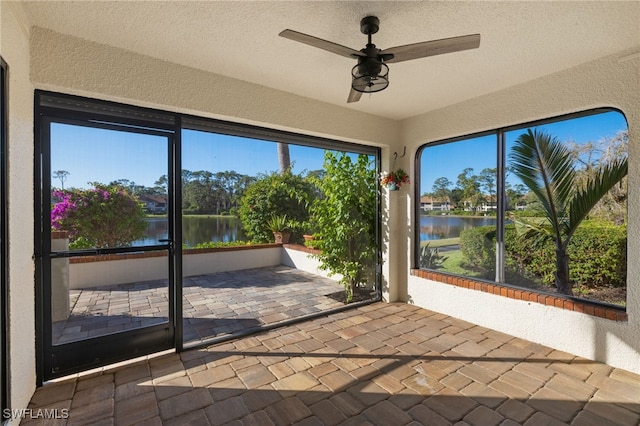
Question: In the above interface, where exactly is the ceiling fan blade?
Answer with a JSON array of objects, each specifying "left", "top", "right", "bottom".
[
  {"left": 347, "top": 87, "right": 362, "bottom": 103},
  {"left": 279, "top": 29, "right": 365, "bottom": 59},
  {"left": 383, "top": 34, "right": 480, "bottom": 63}
]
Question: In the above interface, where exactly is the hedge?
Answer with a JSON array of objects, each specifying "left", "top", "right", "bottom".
[{"left": 459, "top": 223, "right": 626, "bottom": 288}]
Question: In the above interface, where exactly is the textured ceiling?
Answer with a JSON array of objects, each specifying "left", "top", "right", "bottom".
[{"left": 21, "top": 1, "right": 640, "bottom": 120}]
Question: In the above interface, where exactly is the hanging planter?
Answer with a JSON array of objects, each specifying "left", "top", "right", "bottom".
[{"left": 380, "top": 168, "right": 409, "bottom": 191}]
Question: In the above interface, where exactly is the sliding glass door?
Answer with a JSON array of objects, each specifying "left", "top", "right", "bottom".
[{"left": 36, "top": 93, "right": 178, "bottom": 380}]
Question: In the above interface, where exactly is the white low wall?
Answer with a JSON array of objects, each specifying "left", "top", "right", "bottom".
[
  {"left": 281, "top": 246, "right": 340, "bottom": 281},
  {"left": 408, "top": 276, "right": 640, "bottom": 376},
  {"left": 184, "top": 246, "right": 282, "bottom": 277},
  {"left": 69, "top": 255, "right": 167, "bottom": 289},
  {"left": 69, "top": 246, "right": 282, "bottom": 289}
]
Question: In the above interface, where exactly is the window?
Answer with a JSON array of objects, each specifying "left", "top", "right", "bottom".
[
  {"left": 180, "top": 117, "right": 380, "bottom": 346},
  {"left": 417, "top": 110, "right": 628, "bottom": 307},
  {"left": 35, "top": 91, "right": 382, "bottom": 377}
]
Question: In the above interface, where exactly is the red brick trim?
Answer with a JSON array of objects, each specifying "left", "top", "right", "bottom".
[
  {"left": 283, "top": 243, "right": 321, "bottom": 255},
  {"left": 410, "top": 269, "right": 627, "bottom": 322},
  {"left": 69, "top": 244, "right": 281, "bottom": 264}
]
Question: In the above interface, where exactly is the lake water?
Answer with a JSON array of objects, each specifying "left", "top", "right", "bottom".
[
  {"left": 136, "top": 216, "right": 246, "bottom": 247},
  {"left": 419, "top": 215, "right": 497, "bottom": 240},
  {"left": 137, "top": 215, "right": 494, "bottom": 247}
]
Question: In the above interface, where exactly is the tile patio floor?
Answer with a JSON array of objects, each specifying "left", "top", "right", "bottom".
[
  {"left": 29, "top": 302, "right": 640, "bottom": 425},
  {"left": 53, "top": 266, "right": 357, "bottom": 346}
]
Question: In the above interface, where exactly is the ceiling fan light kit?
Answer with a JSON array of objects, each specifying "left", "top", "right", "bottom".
[
  {"left": 279, "top": 15, "right": 480, "bottom": 103},
  {"left": 351, "top": 60, "right": 389, "bottom": 93}
]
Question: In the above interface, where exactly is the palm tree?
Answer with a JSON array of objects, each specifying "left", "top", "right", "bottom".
[
  {"left": 509, "top": 129, "right": 627, "bottom": 295},
  {"left": 277, "top": 143, "right": 290, "bottom": 175}
]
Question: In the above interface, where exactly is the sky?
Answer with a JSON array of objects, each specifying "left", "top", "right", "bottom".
[
  {"left": 419, "top": 110, "right": 628, "bottom": 194},
  {"left": 50, "top": 110, "right": 627, "bottom": 191},
  {"left": 50, "top": 126, "right": 330, "bottom": 189}
]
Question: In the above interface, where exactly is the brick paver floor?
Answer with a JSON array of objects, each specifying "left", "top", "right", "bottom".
[
  {"left": 29, "top": 302, "right": 640, "bottom": 425},
  {"left": 52, "top": 266, "right": 355, "bottom": 346}
]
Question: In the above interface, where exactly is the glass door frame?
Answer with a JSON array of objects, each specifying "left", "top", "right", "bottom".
[
  {"left": 1, "top": 56, "right": 9, "bottom": 419},
  {"left": 34, "top": 90, "right": 383, "bottom": 382},
  {"left": 34, "top": 92, "right": 182, "bottom": 382}
]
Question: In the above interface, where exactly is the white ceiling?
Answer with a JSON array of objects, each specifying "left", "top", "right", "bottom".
[{"left": 21, "top": 1, "right": 640, "bottom": 121}]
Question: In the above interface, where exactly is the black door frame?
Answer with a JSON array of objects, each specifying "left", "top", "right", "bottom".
[
  {"left": 34, "top": 90, "right": 382, "bottom": 383},
  {"left": 1, "top": 56, "right": 10, "bottom": 420},
  {"left": 34, "top": 92, "right": 182, "bottom": 382}
]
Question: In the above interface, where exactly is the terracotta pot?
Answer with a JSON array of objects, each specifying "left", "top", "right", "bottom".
[{"left": 273, "top": 231, "right": 291, "bottom": 244}]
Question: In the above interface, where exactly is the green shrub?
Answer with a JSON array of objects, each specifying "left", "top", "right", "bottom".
[
  {"left": 505, "top": 222, "right": 626, "bottom": 288},
  {"left": 504, "top": 225, "right": 556, "bottom": 285},
  {"left": 459, "top": 226, "right": 496, "bottom": 276},
  {"left": 460, "top": 222, "right": 626, "bottom": 289},
  {"left": 238, "top": 171, "right": 316, "bottom": 243},
  {"left": 185, "top": 241, "right": 252, "bottom": 249}
]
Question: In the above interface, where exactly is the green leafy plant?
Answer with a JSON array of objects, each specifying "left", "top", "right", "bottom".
[
  {"left": 185, "top": 241, "right": 253, "bottom": 249},
  {"left": 238, "top": 171, "right": 316, "bottom": 243},
  {"left": 51, "top": 183, "right": 147, "bottom": 248},
  {"left": 419, "top": 243, "right": 448, "bottom": 269},
  {"left": 509, "top": 129, "right": 627, "bottom": 294},
  {"left": 310, "top": 151, "right": 377, "bottom": 303},
  {"left": 266, "top": 214, "right": 291, "bottom": 232}
]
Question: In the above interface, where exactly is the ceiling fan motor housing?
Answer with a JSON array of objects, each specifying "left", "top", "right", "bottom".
[
  {"left": 352, "top": 57, "right": 389, "bottom": 93},
  {"left": 360, "top": 16, "right": 380, "bottom": 35}
]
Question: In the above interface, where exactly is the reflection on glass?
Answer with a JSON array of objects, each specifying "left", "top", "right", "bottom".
[{"left": 419, "top": 135, "right": 497, "bottom": 279}]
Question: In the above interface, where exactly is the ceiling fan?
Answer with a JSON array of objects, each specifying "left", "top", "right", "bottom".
[{"left": 279, "top": 16, "right": 480, "bottom": 103}]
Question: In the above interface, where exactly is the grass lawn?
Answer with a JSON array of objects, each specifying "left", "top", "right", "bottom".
[
  {"left": 420, "top": 237, "right": 459, "bottom": 248},
  {"left": 437, "top": 249, "right": 484, "bottom": 278}
]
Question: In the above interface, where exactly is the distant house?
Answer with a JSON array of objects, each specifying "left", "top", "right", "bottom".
[
  {"left": 420, "top": 196, "right": 452, "bottom": 212},
  {"left": 138, "top": 194, "right": 167, "bottom": 213},
  {"left": 461, "top": 196, "right": 497, "bottom": 213}
]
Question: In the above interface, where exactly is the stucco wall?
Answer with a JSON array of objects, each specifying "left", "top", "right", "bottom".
[
  {"left": 0, "top": 1, "right": 36, "bottom": 420},
  {"left": 29, "top": 27, "right": 399, "bottom": 149},
  {"left": 5, "top": 7, "right": 638, "bottom": 417},
  {"left": 27, "top": 26, "right": 399, "bottom": 302},
  {"left": 400, "top": 47, "right": 640, "bottom": 374}
]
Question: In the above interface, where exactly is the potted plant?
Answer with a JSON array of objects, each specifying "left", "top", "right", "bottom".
[
  {"left": 310, "top": 152, "right": 377, "bottom": 303},
  {"left": 266, "top": 214, "right": 291, "bottom": 244},
  {"left": 380, "top": 168, "right": 410, "bottom": 191}
]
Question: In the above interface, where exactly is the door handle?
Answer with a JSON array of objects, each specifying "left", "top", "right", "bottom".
[{"left": 158, "top": 239, "right": 173, "bottom": 249}]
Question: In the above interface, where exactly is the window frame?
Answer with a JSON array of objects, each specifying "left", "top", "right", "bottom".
[
  {"left": 415, "top": 108, "right": 628, "bottom": 310},
  {"left": 1, "top": 56, "right": 9, "bottom": 417},
  {"left": 35, "top": 90, "right": 383, "bottom": 379}
]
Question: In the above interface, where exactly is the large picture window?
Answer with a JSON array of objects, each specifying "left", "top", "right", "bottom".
[
  {"left": 417, "top": 110, "right": 628, "bottom": 307},
  {"left": 35, "top": 91, "right": 381, "bottom": 378}
]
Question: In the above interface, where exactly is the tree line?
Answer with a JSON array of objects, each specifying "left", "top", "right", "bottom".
[
  {"left": 426, "top": 167, "right": 528, "bottom": 212},
  {"left": 423, "top": 130, "right": 628, "bottom": 218},
  {"left": 53, "top": 170, "right": 257, "bottom": 215}
]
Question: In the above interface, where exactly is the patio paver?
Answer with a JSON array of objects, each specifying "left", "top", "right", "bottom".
[
  {"left": 53, "top": 266, "right": 355, "bottom": 345},
  {"left": 27, "top": 302, "right": 640, "bottom": 425}
]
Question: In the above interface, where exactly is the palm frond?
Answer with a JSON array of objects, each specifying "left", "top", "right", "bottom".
[
  {"left": 566, "top": 157, "right": 628, "bottom": 246},
  {"left": 509, "top": 129, "right": 576, "bottom": 237}
]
